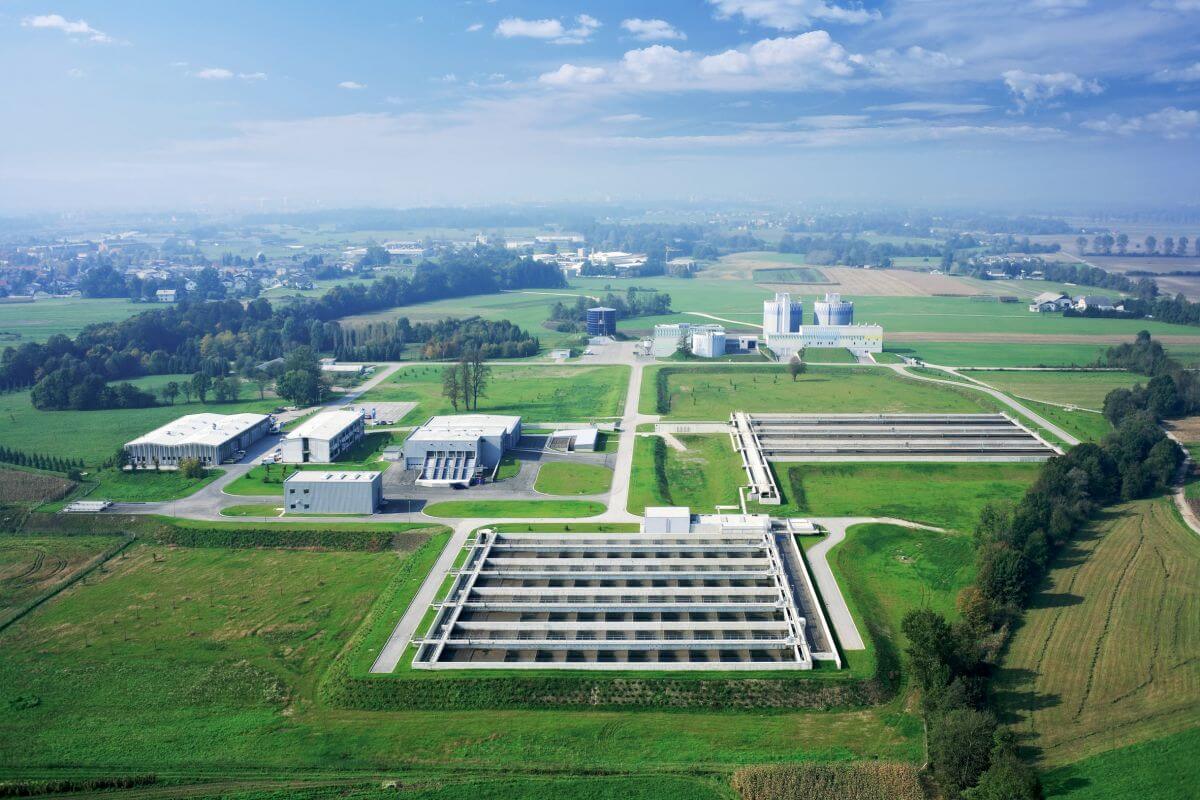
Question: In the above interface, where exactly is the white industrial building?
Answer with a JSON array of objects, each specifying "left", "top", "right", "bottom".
[
  {"left": 691, "top": 327, "right": 726, "bottom": 358},
  {"left": 280, "top": 410, "right": 365, "bottom": 463},
  {"left": 762, "top": 292, "right": 803, "bottom": 335},
  {"left": 643, "top": 506, "right": 692, "bottom": 533},
  {"left": 402, "top": 414, "right": 523, "bottom": 486},
  {"left": 812, "top": 293, "right": 854, "bottom": 325},
  {"left": 766, "top": 325, "right": 884, "bottom": 357},
  {"left": 651, "top": 323, "right": 757, "bottom": 358},
  {"left": 284, "top": 471, "right": 382, "bottom": 515},
  {"left": 124, "top": 413, "right": 271, "bottom": 468}
]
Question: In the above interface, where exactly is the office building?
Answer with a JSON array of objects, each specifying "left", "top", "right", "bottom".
[
  {"left": 280, "top": 410, "right": 365, "bottom": 463},
  {"left": 402, "top": 414, "right": 522, "bottom": 486},
  {"left": 284, "top": 471, "right": 382, "bottom": 515}
]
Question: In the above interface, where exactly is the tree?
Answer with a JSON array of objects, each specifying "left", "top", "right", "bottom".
[
  {"left": 162, "top": 381, "right": 180, "bottom": 405},
  {"left": 1116, "top": 233, "right": 1129, "bottom": 254},
  {"left": 929, "top": 708, "right": 998, "bottom": 798},
  {"left": 181, "top": 382, "right": 193, "bottom": 405},
  {"left": 178, "top": 457, "right": 207, "bottom": 479},
  {"left": 788, "top": 353, "right": 805, "bottom": 381},
  {"left": 677, "top": 333, "right": 692, "bottom": 358},
  {"left": 251, "top": 371, "right": 269, "bottom": 400},
  {"left": 276, "top": 369, "right": 324, "bottom": 406},
  {"left": 965, "top": 735, "right": 1042, "bottom": 800},
  {"left": 467, "top": 349, "right": 491, "bottom": 411},
  {"left": 1178, "top": 236, "right": 1189, "bottom": 257},
  {"left": 441, "top": 363, "right": 462, "bottom": 412},
  {"left": 1075, "top": 236, "right": 1087, "bottom": 255},
  {"left": 1163, "top": 237, "right": 1175, "bottom": 257},
  {"left": 1144, "top": 235, "right": 1157, "bottom": 255},
  {"left": 901, "top": 608, "right": 966, "bottom": 691},
  {"left": 191, "top": 372, "right": 212, "bottom": 403}
]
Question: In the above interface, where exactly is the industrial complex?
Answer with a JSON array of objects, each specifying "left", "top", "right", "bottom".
[
  {"left": 762, "top": 292, "right": 884, "bottom": 357},
  {"left": 280, "top": 409, "right": 365, "bottom": 463},
  {"left": 401, "top": 414, "right": 523, "bottom": 486},
  {"left": 284, "top": 470, "right": 383, "bottom": 514},
  {"left": 123, "top": 412, "right": 271, "bottom": 468}
]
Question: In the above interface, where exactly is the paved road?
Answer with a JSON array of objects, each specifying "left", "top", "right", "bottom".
[{"left": 805, "top": 516, "right": 947, "bottom": 651}]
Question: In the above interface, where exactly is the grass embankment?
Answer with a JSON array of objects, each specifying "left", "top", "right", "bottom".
[
  {"left": 774, "top": 463, "right": 1042, "bottom": 531},
  {"left": 533, "top": 462, "right": 613, "bottom": 495},
  {"left": 79, "top": 466, "right": 225, "bottom": 503},
  {"left": 1040, "top": 727, "right": 1200, "bottom": 800},
  {"left": 0, "top": 535, "right": 120, "bottom": 626},
  {"left": 643, "top": 365, "right": 988, "bottom": 419},
  {"left": 219, "top": 503, "right": 284, "bottom": 517},
  {"left": 628, "top": 434, "right": 742, "bottom": 514},
  {"left": 996, "top": 498, "right": 1200, "bottom": 766},
  {"left": 422, "top": 500, "right": 606, "bottom": 518},
  {"left": 1016, "top": 398, "right": 1113, "bottom": 443},
  {"left": 494, "top": 453, "right": 521, "bottom": 480},
  {"left": 889, "top": 342, "right": 1112, "bottom": 368},
  {"left": 357, "top": 364, "right": 629, "bottom": 423},
  {"left": 962, "top": 369, "right": 1142, "bottom": 410},
  {"left": 804, "top": 348, "right": 858, "bottom": 363},
  {"left": 0, "top": 374, "right": 279, "bottom": 465}
]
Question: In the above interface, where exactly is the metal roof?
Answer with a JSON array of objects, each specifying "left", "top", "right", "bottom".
[
  {"left": 284, "top": 470, "right": 381, "bottom": 483},
  {"left": 285, "top": 410, "right": 363, "bottom": 441},
  {"left": 127, "top": 413, "right": 268, "bottom": 448}
]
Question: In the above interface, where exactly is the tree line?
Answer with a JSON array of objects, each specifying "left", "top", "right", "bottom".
[
  {"left": 440, "top": 350, "right": 492, "bottom": 412},
  {"left": 1077, "top": 233, "right": 1197, "bottom": 257},
  {"left": 902, "top": 407, "right": 1182, "bottom": 799},
  {"left": 547, "top": 288, "right": 672, "bottom": 332}
]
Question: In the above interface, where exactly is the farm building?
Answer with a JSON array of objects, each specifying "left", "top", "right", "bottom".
[
  {"left": 284, "top": 470, "right": 382, "bottom": 515},
  {"left": 1074, "top": 295, "right": 1117, "bottom": 312},
  {"left": 402, "top": 414, "right": 522, "bottom": 486},
  {"left": 1028, "top": 292, "right": 1072, "bottom": 312},
  {"left": 124, "top": 413, "right": 271, "bottom": 468},
  {"left": 280, "top": 410, "right": 365, "bottom": 463}
]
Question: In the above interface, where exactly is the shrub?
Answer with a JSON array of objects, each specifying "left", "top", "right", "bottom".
[{"left": 178, "top": 457, "right": 207, "bottom": 479}]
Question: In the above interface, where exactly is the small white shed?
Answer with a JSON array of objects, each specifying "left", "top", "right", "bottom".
[{"left": 642, "top": 506, "right": 692, "bottom": 534}]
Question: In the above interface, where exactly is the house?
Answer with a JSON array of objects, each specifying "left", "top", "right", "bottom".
[
  {"left": 1075, "top": 295, "right": 1116, "bottom": 312},
  {"left": 1028, "top": 292, "right": 1072, "bottom": 313},
  {"left": 155, "top": 289, "right": 177, "bottom": 303}
]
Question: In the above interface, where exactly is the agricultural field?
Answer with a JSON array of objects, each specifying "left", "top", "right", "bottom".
[
  {"left": 0, "top": 534, "right": 121, "bottom": 626},
  {"left": 533, "top": 462, "right": 612, "bottom": 495},
  {"left": 996, "top": 498, "right": 1200, "bottom": 766},
  {"left": 0, "top": 468, "right": 75, "bottom": 507},
  {"left": 0, "top": 376, "right": 279, "bottom": 465},
  {"left": 751, "top": 266, "right": 830, "bottom": 283},
  {"left": 963, "top": 370, "right": 1143, "bottom": 410},
  {"left": 0, "top": 297, "right": 146, "bottom": 343},
  {"left": 1015, "top": 399, "right": 1113, "bottom": 443},
  {"left": 628, "top": 435, "right": 742, "bottom": 514},
  {"left": 359, "top": 364, "right": 629, "bottom": 423},
  {"left": 0, "top": 533, "right": 929, "bottom": 781},
  {"left": 643, "top": 365, "right": 988, "bottom": 419},
  {"left": 774, "top": 463, "right": 1041, "bottom": 531},
  {"left": 1040, "top": 727, "right": 1200, "bottom": 800},
  {"left": 889, "top": 342, "right": 1113, "bottom": 368}
]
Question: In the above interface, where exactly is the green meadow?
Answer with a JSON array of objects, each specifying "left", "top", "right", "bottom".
[{"left": 0, "top": 297, "right": 146, "bottom": 343}]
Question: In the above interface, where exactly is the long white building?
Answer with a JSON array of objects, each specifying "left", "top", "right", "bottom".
[
  {"left": 766, "top": 325, "right": 883, "bottom": 356},
  {"left": 125, "top": 413, "right": 271, "bottom": 468},
  {"left": 280, "top": 409, "right": 365, "bottom": 463},
  {"left": 402, "top": 414, "right": 522, "bottom": 486}
]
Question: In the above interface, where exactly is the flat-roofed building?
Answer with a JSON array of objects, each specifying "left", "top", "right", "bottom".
[
  {"left": 402, "top": 414, "right": 522, "bottom": 486},
  {"left": 280, "top": 410, "right": 365, "bottom": 463},
  {"left": 124, "top": 413, "right": 270, "bottom": 468},
  {"left": 284, "top": 470, "right": 382, "bottom": 515},
  {"left": 766, "top": 324, "right": 883, "bottom": 357},
  {"left": 643, "top": 506, "right": 692, "bottom": 533}
]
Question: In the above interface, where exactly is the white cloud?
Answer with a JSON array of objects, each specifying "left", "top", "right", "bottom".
[
  {"left": 542, "top": 31, "right": 867, "bottom": 91},
  {"left": 708, "top": 0, "right": 881, "bottom": 30},
  {"left": 467, "top": 23, "right": 484, "bottom": 32},
  {"left": 866, "top": 101, "right": 991, "bottom": 115},
  {"left": 239, "top": 72, "right": 267, "bottom": 81},
  {"left": 1002, "top": 70, "right": 1102, "bottom": 111},
  {"left": 603, "top": 113, "right": 649, "bottom": 123},
  {"left": 903, "top": 46, "right": 963, "bottom": 69},
  {"left": 1082, "top": 106, "right": 1199, "bottom": 139},
  {"left": 1152, "top": 62, "right": 1200, "bottom": 83},
  {"left": 66, "top": 67, "right": 86, "bottom": 79},
  {"left": 538, "top": 64, "right": 607, "bottom": 86},
  {"left": 338, "top": 80, "right": 367, "bottom": 90},
  {"left": 621, "top": 18, "right": 686, "bottom": 41},
  {"left": 21, "top": 13, "right": 112, "bottom": 44},
  {"left": 497, "top": 14, "right": 600, "bottom": 44},
  {"left": 195, "top": 68, "right": 235, "bottom": 80}
]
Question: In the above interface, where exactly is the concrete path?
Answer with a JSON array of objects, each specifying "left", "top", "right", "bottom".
[
  {"left": 805, "top": 516, "right": 947, "bottom": 651},
  {"left": 683, "top": 311, "right": 763, "bottom": 329},
  {"left": 889, "top": 364, "right": 1080, "bottom": 446}
]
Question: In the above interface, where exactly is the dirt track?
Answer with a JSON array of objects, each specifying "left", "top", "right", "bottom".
[{"left": 888, "top": 332, "right": 1200, "bottom": 345}]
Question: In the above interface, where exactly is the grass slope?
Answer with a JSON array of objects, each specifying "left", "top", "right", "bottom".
[
  {"left": 963, "top": 370, "right": 1142, "bottom": 409},
  {"left": 0, "top": 535, "right": 119, "bottom": 625},
  {"left": 628, "top": 434, "right": 743, "bottom": 514},
  {"left": 996, "top": 498, "right": 1200, "bottom": 766},
  {"left": 533, "top": 462, "right": 613, "bottom": 495},
  {"left": 774, "top": 463, "right": 1040, "bottom": 531},
  {"left": 643, "top": 365, "right": 987, "bottom": 419},
  {"left": 359, "top": 364, "right": 629, "bottom": 423},
  {"left": 1040, "top": 727, "right": 1200, "bottom": 800}
]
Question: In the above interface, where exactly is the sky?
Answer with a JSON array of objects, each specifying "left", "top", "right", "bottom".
[{"left": 1, "top": 0, "right": 1199, "bottom": 213}]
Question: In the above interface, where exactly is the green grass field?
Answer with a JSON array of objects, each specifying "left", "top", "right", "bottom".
[
  {"left": 805, "top": 348, "right": 858, "bottom": 363},
  {"left": 219, "top": 503, "right": 285, "bottom": 517},
  {"left": 359, "top": 364, "right": 629, "bottom": 423},
  {"left": 628, "top": 435, "right": 742, "bottom": 514},
  {"left": 752, "top": 266, "right": 830, "bottom": 283},
  {"left": 0, "top": 534, "right": 120, "bottom": 625},
  {"left": 1016, "top": 399, "right": 1113, "bottom": 443},
  {"left": 776, "top": 463, "right": 1042, "bottom": 531},
  {"left": 533, "top": 462, "right": 612, "bottom": 495},
  {"left": 888, "top": 342, "right": 1113, "bottom": 368},
  {"left": 0, "top": 297, "right": 147, "bottom": 343},
  {"left": 643, "top": 365, "right": 988, "bottom": 419},
  {"left": 996, "top": 499, "right": 1200, "bottom": 766},
  {"left": 421, "top": 499, "right": 606, "bottom": 518},
  {"left": 963, "top": 370, "right": 1142, "bottom": 409},
  {"left": 81, "top": 466, "right": 226, "bottom": 503},
  {"left": 0, "top": 377, "right": 278, "bottom": 465},
  {"left": 223, "top": 432, "right": 400, "bottom": 496},
  {"left": 1040, "top": 727, "right": 1200, "bottom": 800}
]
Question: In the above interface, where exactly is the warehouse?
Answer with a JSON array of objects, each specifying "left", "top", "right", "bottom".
[
  {"left": 411, "top": 522, "right": 837, "bottom": 671},
  {"left": 766, "top": 324, "right": 884, "bottom": 357},
  {"left": 124, "top": 413, "right": 270, "bottom": 468},
  {"left": 280, "top": 409, "right": 364, "bottom": 463},
  {"left": 402, "top": 414, "right": 522, "bottom": 486},
  {"left": 284, "top": 470, "right": 382, "bottom": 514}
]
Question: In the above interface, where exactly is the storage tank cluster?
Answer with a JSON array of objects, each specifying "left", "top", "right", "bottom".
[
  {"left": 812, "top": 293, "right": 854, "bottom": 326},
  {"left": 762, "top": 292, "right": 804, "bottom": 334}
]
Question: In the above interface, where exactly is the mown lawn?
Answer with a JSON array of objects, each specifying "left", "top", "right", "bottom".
[
  {"left": 774, "top": 463, "right": 1042, "bottom": 531},
  {"left": 1040, "top": 727, "right": 1200, "bottom": 800},
  {"left": 83, "top": 466, "right": 225, "bottom": 502},
  {"left": 219, "top": 503, "right": 285, "bottom": 517},
  {"left": 359, "top": 364, "right": 629, "bottom": 423},
  {"left": 422, "top": 499, "right": 606, "bottom": 518},
  {"left": 642, "top": 365, "right": 987, "bottom": 419},
  {"left": 888, "top": 342, "right": 1112, "bottom": 368},
  {"left": 628, "top": 434, "right": 743, "bottom": 514},
  {"left": 533, "top": 462, "right": 613, "bottom": 495},
  {"left": 1016, "top": 398, "right": 1113, "bottom": 443},
  {"left": 963, "top": 370, "right": 1142, "bottom": 410},
  {"left": 0, "top": 535, "right": 121, "bottom": 625}
]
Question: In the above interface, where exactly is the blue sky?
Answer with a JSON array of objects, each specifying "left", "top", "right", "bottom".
[{"left": 1, "top": 0, "right": 1199, "bottom": 212}]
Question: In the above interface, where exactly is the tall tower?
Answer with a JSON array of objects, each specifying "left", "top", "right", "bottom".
[
  {"left": 763, "top": 292, "right": 802, "bottom": 334},
  {"left": 812, "top": 293, "right": 853, "bottom": 326}
]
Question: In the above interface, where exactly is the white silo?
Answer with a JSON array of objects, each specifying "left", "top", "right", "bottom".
[{"left": 813, "top": 293, "right": 854, "bottom": 326}]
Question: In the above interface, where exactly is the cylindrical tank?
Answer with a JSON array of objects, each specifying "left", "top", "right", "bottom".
[
  {"left": 585, "top": 307, "right": 616, "bottom": 336},
  {"left": 813, "top": 293, "right": 853, "bottom": 326}
]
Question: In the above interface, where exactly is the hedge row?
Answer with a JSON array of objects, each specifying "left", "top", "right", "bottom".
[
  {"left": 0, "top": 775, "right": 157, "bottom": 797},
  {"left": 651, "top": 436, "right": 672, "bottom": 504},
  {"left": 655, "top": 367, "right": 672, "bottom": 414},
  {"left": 730, "top": 763, "right": 923, "bottom": 800},
  {"left": 145, "top": 525, "right": 396, "bottom": 551}
]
